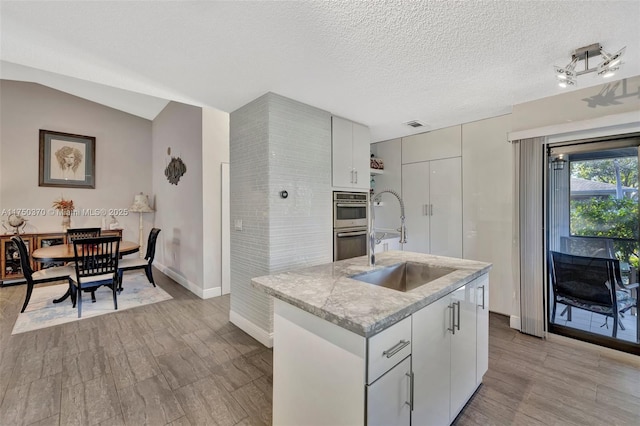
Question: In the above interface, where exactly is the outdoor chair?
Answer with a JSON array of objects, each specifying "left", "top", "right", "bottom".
[
  {"left": 69, "top": 236, "right": 120, "bottom": 318},
  {"left": 117, "top": 228, "right": 161, "bottom": 291},
  {"left": 560, "top": 235, "right": 639, "bottom": 325},
  {"left": 560, "top": 236, "right": 615, "bottom": 259},
  {"left": 550, "top": 251, "right": 638, "bottom": 339},
  {"left": 11, "top": 236, "right": 74, "bottom": 313}
]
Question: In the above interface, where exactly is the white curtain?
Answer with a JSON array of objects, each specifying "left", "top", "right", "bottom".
[{"left": 515, "top": 137, "right": 546, "bottom": 337}]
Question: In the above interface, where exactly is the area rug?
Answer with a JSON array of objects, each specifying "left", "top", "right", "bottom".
[{"left": 12, "top": 272, "right": 173, "bottom": 334}]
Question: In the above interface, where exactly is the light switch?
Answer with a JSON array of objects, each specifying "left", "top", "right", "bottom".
[{"left": 234, "top": 219, "right": 243, "bottom": 231}]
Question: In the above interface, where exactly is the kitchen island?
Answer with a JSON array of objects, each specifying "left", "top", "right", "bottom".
[{"left": 252, "top": 251, "right": 492, "bottom": 425}]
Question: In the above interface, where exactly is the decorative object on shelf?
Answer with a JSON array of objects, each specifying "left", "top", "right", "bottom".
[
  {"left": 370, "top": 154, "right": 384, "bottom": 170},
  {"left": 129, "top": 193, "right": 155, "bottom": 258},
  {"left": 39, "top": 130, "right": 96, "bottom": 189},
  {"left": 554, "top": 43, "right": 626, "bottom": 88},
  {"left": 165, "top": 156, "right": 187, "bottom": 185},
  {"left": 52, "top": 197, "right": 74, "bottom": 231},
  {"left": 109, "top": 215, "right": 119, "bottom": 230},
  {"left": 5, "top": 214, "right": 28, "bottom": 234}
]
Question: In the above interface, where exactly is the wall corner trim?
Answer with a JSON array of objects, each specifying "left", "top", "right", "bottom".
[
  {"left": 509, "top": 315, "right": 521, "bottom": 331},
  {"left": 230, "top": 309, "right": 274, "bottom": 348}
]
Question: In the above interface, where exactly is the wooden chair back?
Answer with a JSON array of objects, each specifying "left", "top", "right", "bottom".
[
  {"left": 66, "top": 228, "right": 101, "bottom": 243},
  {"left": 72, "top": 236, "right": 120, "bottom": 281}
]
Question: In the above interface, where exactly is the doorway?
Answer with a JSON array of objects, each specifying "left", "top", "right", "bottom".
[{"left": 547, "top": 135, "right": 640, "bottom": 353}]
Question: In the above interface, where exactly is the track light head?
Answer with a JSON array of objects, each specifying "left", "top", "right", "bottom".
[
  {"left": 553, "top": 43, "right": 626, "bottom": 88},
  {"left": 597, "top": 46, "right": 626, "bottom": 79}
]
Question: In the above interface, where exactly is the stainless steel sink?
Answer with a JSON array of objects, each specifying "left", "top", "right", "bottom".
[{"left": 350, "top": 262, "right": 456, "bottom": 292}]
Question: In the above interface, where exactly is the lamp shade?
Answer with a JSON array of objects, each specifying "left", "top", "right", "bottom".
[{"left": 129, "top": 193, "right": 154, "bottom": 213}]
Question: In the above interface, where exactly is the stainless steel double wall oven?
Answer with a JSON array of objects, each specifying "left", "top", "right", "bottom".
[{"left": 333, "top": 191, "right": 368, "bottom": 261}]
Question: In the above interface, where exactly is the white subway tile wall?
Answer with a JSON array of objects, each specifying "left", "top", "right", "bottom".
[{"left": 230, "top": 93, "right": 332, "bottom": 337}]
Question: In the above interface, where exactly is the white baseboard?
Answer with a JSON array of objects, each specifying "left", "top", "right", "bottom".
[
  {"left": 510, "top": 315, "right": 521, "bottom": 331},
  {"left": 202, "top": 286, "right": 222, "bottom": 299},
  {"left": 230, "top": 309, "right": 273, "bottom": 348},
  {"left": 155, "top": 261, "right": 218, "bottom": 299}
]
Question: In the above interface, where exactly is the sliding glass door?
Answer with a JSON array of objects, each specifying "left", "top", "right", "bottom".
[{"left": 547, "top": 135, "right": 640, "bottom": 353}]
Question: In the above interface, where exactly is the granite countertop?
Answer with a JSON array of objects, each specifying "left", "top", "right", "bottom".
[{"left": 251, "top": 251, "right": 492, "bottom": 338}]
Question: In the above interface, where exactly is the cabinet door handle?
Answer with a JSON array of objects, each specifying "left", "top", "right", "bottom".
[
  {"left": 355, "top": 170, "right": 358, "bottom": 184},
  {"left": 479, "top": 285, "right": 485, "bottom": 310},
  {"left": 448, "top": 304, "right": 455, "bottom": 335},
  {"left": 350, "top": 169, "right": 354, "bottom": 183},
  {"left": 455, "top": 300, "right": 461, "bottom": 331},
  {"left": 405, "top": 371, "right": 414, "bottom": 411},
  {"left": 382, "top": 339, "right": 410, "bottom": 358}
]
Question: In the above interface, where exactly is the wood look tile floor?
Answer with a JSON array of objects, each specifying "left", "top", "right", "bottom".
[{"left": 1, "top": 271, "right": 639, "bottom": 425}]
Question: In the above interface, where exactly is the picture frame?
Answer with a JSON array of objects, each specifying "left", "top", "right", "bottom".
[{"left": 39, "top": 129, "right": 96, "bottom": 188}]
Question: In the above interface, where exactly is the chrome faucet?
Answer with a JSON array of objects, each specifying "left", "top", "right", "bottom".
[{"left": 369, "top": 189, "right": 407, "bottom": 266}]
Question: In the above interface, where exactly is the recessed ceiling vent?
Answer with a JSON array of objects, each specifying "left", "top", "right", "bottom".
[{"left": 404, "top": 120, "right": 427, "bottom": 128}]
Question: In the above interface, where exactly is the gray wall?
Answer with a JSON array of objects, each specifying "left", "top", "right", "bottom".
[
  {"left": 152, "top": 101, "right": 204, "bottom": 291},
  {"left": 230, "top": 92, "right": 332, "bottom": 345},
  {"left": 0, "top": 80, "right": 151, "bottom": 241}
]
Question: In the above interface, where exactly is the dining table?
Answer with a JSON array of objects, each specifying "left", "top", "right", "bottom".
[{"left": 32, "top": 240, "right": 139, "bottom": 303}]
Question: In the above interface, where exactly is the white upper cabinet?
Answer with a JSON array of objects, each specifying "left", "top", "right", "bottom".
[
  {"left": 402, "top": 125, "right": 462, "bottom": 164},
  {"left": 332, "top": 116, "right": 371, "bottom": 190}
]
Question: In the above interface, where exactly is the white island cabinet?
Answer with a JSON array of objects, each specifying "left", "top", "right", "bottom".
[{"left": 256, "top": 252, "right": 491, "bottom": 426}]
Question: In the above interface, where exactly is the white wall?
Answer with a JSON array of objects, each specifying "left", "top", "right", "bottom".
[
  {"left": 202, "top": 107, "right": 230, "bottom": 297},
  {"left": 151, "top": 101, "right": 204, "bottom": 294},
  {"left": 462, "top": 114, "right": 513, "bottom": 316},
  {"left": 0, "top": 80, "right": 151, "bottom": 241},
  {"left": 512, "top": 75, "right": 640, "bottom": 132}
]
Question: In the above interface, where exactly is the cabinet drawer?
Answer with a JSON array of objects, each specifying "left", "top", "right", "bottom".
[{"left": 367, "top": 316, "right": 412, "bottom": 384}]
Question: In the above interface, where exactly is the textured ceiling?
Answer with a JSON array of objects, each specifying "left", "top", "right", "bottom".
[{"left": 1, "top": 1, "right": 639, "bottom": 142}]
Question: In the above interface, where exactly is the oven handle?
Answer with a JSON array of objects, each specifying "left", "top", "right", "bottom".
[
  {"left": 336, "top": 231, "right": 368, "bottom": 237},
  {"left": 335, "top": 203, "right": 368, "bottom": 208}
]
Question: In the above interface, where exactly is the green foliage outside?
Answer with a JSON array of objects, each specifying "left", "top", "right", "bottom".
[
  {"left": 572, "top": 158, "right": 638, "bottom": 190},
  {"left": 570, "top": 158, "right": 639, "bottom": 263}
]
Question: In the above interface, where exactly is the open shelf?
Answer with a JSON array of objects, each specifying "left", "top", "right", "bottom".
[{"left": 370, "top": 168, "right": 385, "bottom": 175}]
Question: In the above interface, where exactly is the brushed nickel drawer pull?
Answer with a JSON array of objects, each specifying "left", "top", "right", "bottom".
[
  {"left": 382, "top": 339, "right": 410, "bottom": 358},
  {"left": 405, "top": 371, "right": 414, "bottom": 410}
]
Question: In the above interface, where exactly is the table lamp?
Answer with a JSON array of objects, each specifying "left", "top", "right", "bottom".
[{"left": 129, "top": 193, "right": 154, "bottom": 258}]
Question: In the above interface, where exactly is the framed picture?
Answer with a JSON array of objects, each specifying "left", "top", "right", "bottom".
[{"left": 39, "top": 129, "right": 96, "bottom": 188}]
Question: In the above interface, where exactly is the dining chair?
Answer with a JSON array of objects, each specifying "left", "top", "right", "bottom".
[
  {"left": 550, "top": 251, "right": 638, "bottom": 338},
  {"left": 66, "top": 227, "right": 101, "bottom": 243},
  {"left": 69, "top": 236, "right": 120, "bottom": 318},
  {"left": 117, "top": 228, "right": 161, "bottom": 291},
  {"left": 11, "top": 236, "right": 73, "bottom": 313},
  {"left": 66, "top": 227, "right": 102, "bottom": 302}
]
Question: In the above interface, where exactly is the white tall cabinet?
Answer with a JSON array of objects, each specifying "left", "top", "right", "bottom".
[
  {"left": 332, "top": 116, "right": 370, "bottom": 190},
  {"left": 402, "top": 157, "right": 462, "bottom": 257},
  {"left": 401, "top": 125, "right": 462, "bottom": 257}
]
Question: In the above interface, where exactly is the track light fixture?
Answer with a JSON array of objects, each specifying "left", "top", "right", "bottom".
[{"left": 554, "top": 43, "right": 626, "bottom": 88}]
